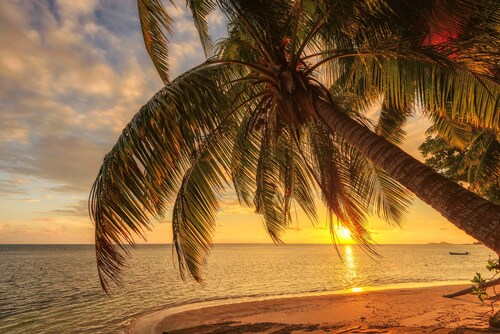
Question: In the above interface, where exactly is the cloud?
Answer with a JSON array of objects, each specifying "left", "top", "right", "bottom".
[
  {"left": 41, "top": 199, "right": 89, "bottom": 217},
  {"left": 55, "top": 0, "right": 98, "bottom": 17},
  {"left": 0, "top": 176, "right": 33, "bottom": 196},
  {"left": 207, "top": 11, "right": 224, "bottom": 26},
  {"left": 218, "top": 195, "right": 256, "bottom": 215},
  {"left": 0, "top": 1, "right": 162, "bottom": 195},
  {"left": 21, "top": 199, "right": 40, "bottom": 203},
  {"left": 0, "top": 0, "right": 225, "bottom": 199},
  {"left": 0, "top": 216, "right": 95, "bottom": 244}
]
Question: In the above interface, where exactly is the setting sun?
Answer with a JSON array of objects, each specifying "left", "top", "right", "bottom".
[{"left": 339, "top": 227, "right": 352, "bottom": 240}]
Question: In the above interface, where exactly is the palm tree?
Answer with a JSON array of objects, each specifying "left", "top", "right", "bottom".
[{"left": 90, "top": 0, "right": 500, "bottom": 291}]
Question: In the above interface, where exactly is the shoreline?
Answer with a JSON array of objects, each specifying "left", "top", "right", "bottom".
[{"left": 127, "top": 281, "right": 496, "bottom": 334}]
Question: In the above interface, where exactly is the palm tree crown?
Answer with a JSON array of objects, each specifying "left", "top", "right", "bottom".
[{"left": 90, "top": 0, "right": 500, "bottom": 292}]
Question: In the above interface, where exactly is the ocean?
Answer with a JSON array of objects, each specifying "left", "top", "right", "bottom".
[{"left": 0, "top": 244, "right": 495, "bottom": 333}]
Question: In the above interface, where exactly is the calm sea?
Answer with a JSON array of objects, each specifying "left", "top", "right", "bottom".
[{"left": 0, "top": 244, "right": 495, "bottom": 333}]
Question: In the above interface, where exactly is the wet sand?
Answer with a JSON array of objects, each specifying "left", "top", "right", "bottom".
[{"left": 128, "top": 284, "right": 498, "bottom": 334}]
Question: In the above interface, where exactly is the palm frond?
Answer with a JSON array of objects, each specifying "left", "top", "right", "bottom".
[
  {"left": 217, "top": 0, "right": 286, "bottom": 63},
  {"left": 275, "top": 126, "right": 319, "bottom": 227},
  {"left": 137, "top": 0, "right": 174, "bottom": 84},
  {"left": 348, "top": 147, "right": 413, "bottom": 226},
  {"left": 254, "top": 108, "right": 288, "bottom": 242},
  {"left": 374, "top": 104, "right": 413, "bottom": 145},
  {"left": 187, "top": 0, "right": 216, "bottom": 57},
  {"left": 311, "top": 0, "right": 499, "bottom": 131},
  {"left": 90, "top": 62, "right": 247, "bottom": 292},
  {"left": 173, "top": 110, "right": 239, "bottom": 281},
  {"left": 287, "top": 133, "right": 318, "bottom": 223},
  {"left": 426, "top": 105, "right": 472, "bottom": 149},
  {"left": 473, "top": 135, "right": 500, "bottom": 186},
  {"left": 230, "top": 112, "right": 260, "bottom": 207},
  {"left": 343, "top": 55, "right": 500, "bottom": 131},
  {"left": 306, "top": 122, "right": 372, "bottom": 246},
  {"left": 463, "top": 130, "right": 500, "bottom": 188}
]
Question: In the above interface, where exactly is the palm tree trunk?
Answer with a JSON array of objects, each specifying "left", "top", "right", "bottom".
[{"left": 313, "top": 98, "right": 500, "bottom": 253}]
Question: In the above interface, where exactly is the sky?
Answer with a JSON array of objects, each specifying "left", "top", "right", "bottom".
[{"left": 0, "top": 0, "right": 478, "bottom": 245}]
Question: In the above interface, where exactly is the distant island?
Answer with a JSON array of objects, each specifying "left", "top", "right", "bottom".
[{"left": 427, "top": 241, "right": 483, "bottom": 245}]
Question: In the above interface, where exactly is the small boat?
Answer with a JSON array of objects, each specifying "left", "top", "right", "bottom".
[{"left": 449, "top": 252, "right": 470, "bottom": 255}]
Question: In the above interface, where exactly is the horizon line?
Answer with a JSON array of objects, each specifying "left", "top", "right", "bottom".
[{"left": 0, "top": 242, "right": 481, "bottom": 246}]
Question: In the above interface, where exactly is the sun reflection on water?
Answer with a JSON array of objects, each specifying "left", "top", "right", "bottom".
[
  {"left": 345, "top": 245, "right": 355, "bottom": 269},
  {"left": 344, "top": 245, "right": 359, "bottom": 289}
]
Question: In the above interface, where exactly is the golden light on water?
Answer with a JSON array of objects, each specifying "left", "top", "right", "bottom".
[
  {"left": 344, "top": 245, "right": 359, "bottom": 291},
  {"left": 344, "top": 245, "right": 362, "bottom": 293},
  {"left": 345, "top": 245, "right": 355, "bottom": 268},
  {"left": 344, "top": 244, "right": 351, "bottom": 253}
]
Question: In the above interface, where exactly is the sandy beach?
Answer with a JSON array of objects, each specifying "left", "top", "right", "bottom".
[{"left": 128, "top": 284, "right": 498, "bottom": 334}]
